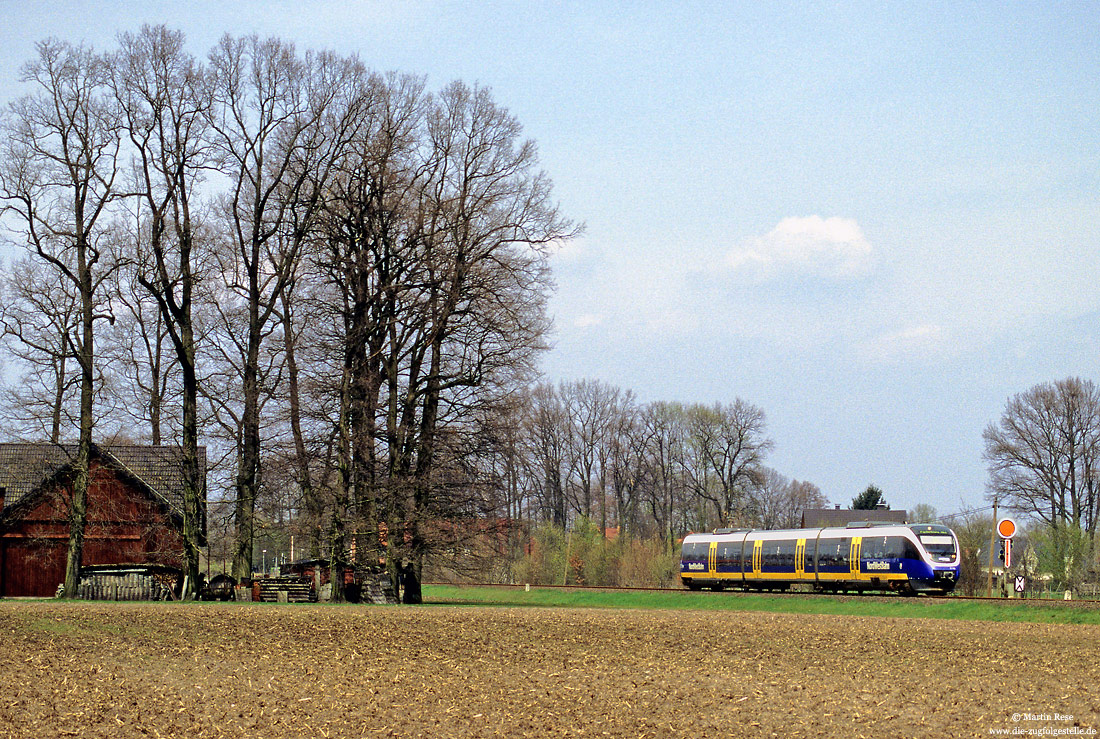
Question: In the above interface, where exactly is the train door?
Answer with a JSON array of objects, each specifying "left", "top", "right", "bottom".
[
  {"left": 795, "top": 539, "right": 806, "bottom": 580},
  {"left": 849, "top": 537, "right": 862, "bottom": 581},
  {"left": 708, "top": 542, "right": 717, "bottom": 576},
  {"left": 751, "top": 539, "right": 762, "bottom": 577}
]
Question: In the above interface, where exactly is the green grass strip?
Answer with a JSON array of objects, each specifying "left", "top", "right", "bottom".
[{"left": 423, "top": 584, "right": 1100, "bottom": 625}]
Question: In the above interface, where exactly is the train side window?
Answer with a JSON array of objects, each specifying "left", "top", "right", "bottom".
[
  {"left": 863, "top": 536, "right": 885, "bottom": 559},
  {"left": 779, "top": 539, "right": 796, "bottom": 568},
  {"left": 838, "top": 538, "right": 850, "bottom": 568},
  {"left": 762, "top": 542, "right": 777, "bottom": 568},
  {"left": 818, "top": 539, "right": 845, "bottom": 568},
  {"left": 717, "top": 543, "right": 738, "bottom": 567}
]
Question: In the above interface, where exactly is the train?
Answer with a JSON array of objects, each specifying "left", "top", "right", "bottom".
[{"left": 680, "top": 522, "right": 961, "bottom": 595}]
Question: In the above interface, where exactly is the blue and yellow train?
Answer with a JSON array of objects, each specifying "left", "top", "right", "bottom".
[{"left": 680, "top": 522, "right": 961, "bottom": 595}]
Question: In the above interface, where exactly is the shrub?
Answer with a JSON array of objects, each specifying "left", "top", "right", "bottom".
[{"left": 512, "top": 519, "right": 680, "bottom": 588}]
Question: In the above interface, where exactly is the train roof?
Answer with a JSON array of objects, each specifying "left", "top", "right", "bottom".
[{"left": 683, "top": 523, "right": 952, "bottom": 542}]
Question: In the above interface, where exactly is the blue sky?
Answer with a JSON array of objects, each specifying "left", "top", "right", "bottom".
[{"left": 1, "top": 2, "right": 1098, "bottom": 515}]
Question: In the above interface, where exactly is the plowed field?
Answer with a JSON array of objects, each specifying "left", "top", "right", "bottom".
[{"left": 1, "top": 601, "right": 1097, "bottom": 738}]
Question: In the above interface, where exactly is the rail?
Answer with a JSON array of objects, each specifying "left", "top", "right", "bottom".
[{"left": 425, "top": 581, "right": 1100, "bottom": 606}]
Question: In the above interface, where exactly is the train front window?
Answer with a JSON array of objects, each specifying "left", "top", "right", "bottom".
[{"left": 918, "top": 534, "right": 956, "bottom": 562}]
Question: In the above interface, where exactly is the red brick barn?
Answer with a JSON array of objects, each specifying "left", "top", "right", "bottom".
[{"left": 0, "top": 443, "right": 206, "bottom": 597}]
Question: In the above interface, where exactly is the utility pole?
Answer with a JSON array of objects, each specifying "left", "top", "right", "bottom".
[{"left": 987, "top": 498, "right": 998, "bottom": 598}]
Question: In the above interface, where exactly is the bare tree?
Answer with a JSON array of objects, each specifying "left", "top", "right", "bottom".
[
  {"left": 100, "top": 255, "right": 176, "bottom": 445},
  {"left": 948, "top": 508, "right": 995, "bottom": 596},
  {"left": 311, "top": 70, "right": 427, "bottom": 596},
  {"left": 104, "top": 25, "right": 218, "bottom": 595},
  {"left": 603, "top": 387, "right": 642, "bottom": 537},
  {"left": 381, "top": 81, "right": 573, "bottom": 602},
  {"left": 786, "top": 480, "right": 827, "bottom": 528},
  {"left": 640, "top": 402, "right": 692, "bottom": 542},
  {"left": 0, "top": 256, "right": 81, "bottom": 442},
  {"left": 910, "top": 503, "right": 939, "bottom": 524},
  {"left": 557, "top": 379, "right": 619, "bottom": 530},
  {"left": 984, "top": 377, "right": 1100, "bottom": 584},
  {"left": 0, "top": 39, "right": 124, "bottom": 595},
  {"left": 685, "top": 400, "right": 772, "bottom": 527},
  {"left": 206, "top": 36, "right": 362, "bottom": 580},
  {"left": 523, "top": 383, "right": 570, "bottom": 527},
  {"left": 984, "top": 377, "right": 1100, "bottom": 532},
  {"left": 754, "top": 469, "right": 826, "bottom": 529}
]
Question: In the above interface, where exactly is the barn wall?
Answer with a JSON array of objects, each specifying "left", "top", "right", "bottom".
[{"left": 0, "top": 459, "right": 185, "bottom": 597}]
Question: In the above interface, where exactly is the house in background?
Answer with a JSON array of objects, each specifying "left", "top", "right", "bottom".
[
  {"left": 0, "top": 443, "right": 206, "bottom": 597},
  {"left": 801, "top": 505, "right": 909, "bottom": 529}
]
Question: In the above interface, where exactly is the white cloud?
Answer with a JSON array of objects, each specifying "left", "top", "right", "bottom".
[{"left": 727, "top": 215, "right": 874, "bottom": 279}]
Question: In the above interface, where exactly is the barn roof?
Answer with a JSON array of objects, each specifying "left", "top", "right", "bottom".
[{"left": 0, "top": 442, "right": 206, "bottom": 519}]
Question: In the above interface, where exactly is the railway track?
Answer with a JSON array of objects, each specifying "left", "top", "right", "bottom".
[{"left": 429, "top": 581, "right": 1100, "bottom": 607}]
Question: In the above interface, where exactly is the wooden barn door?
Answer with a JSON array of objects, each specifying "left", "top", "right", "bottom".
[{"left": 1, "top": 538, "right": 67, "bottom": 597}]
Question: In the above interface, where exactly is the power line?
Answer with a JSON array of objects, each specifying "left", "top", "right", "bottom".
[{"left": 937, "top": 504, "right": 996, "bottom": 522}]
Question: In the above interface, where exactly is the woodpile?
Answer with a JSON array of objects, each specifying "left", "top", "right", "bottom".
[
  {"left": 76, "top": 568, "right": 174, "bottom": 601},
  {"left": 255, "top": 576, "right": 316, "bottom": 603}
]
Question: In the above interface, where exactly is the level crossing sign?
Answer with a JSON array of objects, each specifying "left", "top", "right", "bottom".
[{"left": 1015, "top": 576, "right": 1026, "bottom": 593}]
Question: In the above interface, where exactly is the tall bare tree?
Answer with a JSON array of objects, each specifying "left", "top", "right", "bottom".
[
  {"left": 559, "top": 379, "right": 619, "bottom": 529},
  {"left": 107, "top": 25, "right": 213, "bottom": 594},
  {"left": 640, "top": 401, "right": 691, "bottom": 542},
  {"left": 308, "top": 75, "right": 572, "bottom": 600},
  {"left": 388, "top": 81, "right": 573, "bottom": 601},
  {"left": 0, "top": 39, "right": 124, "bottom": 595},
  {"left": 206, "top": 36, "right": 362, "bottom": 580},
  {"left": 312, "top": 71, "right": 426, "bottom": 596}
]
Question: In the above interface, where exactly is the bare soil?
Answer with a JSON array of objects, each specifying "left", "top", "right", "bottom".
[{"left": 0, "top": 601, "right": 1097, "bottom": 738}]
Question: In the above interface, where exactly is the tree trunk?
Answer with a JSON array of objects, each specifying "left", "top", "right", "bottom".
[
  {"left": 63, "top": 254, "right": 95, "bottom": 598},
  {"left": 179, "top": 319, "right": 202, "bottom": 598},
  {"left": 401, "top": 559, "right": 422, "bottom": 604},
  {"left": 232, "top": 320, "right": 262, "bottom": 581},
  {"left": 280, "top": 291, "right": 321, "bottom": 559}
]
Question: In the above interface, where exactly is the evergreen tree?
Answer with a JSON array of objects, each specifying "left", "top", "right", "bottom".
[{"left": 852, "top": 485, "right": 887, "bottom": 510}]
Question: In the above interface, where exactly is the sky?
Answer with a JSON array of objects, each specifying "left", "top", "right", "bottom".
[{"left": 0, "top": 1, "right": 1097, "bottom": 517}]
